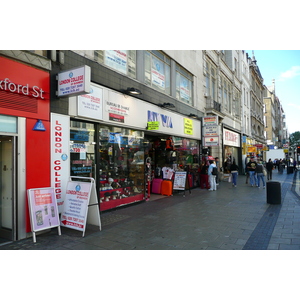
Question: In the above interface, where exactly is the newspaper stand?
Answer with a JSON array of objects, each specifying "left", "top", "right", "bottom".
[
  {"left": 27, "top": 187, "right": 61, "bottom": 243},
  {"left": 173, "top": 171, "right": 191, "bottom": 197},
  {"left": 60, "top": 177, "right": 101, "bottom": 237}
]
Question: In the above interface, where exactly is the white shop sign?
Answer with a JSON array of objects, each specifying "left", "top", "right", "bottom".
[{"left": 57, "top": 65, "right": 91, "bottom": 97}]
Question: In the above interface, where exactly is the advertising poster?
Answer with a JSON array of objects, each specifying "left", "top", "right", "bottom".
[
  {"left": 204, "top": 136, "right": 219, "bottom": 146},
  {"left": 105, "top": 50, "right": 127, "bottom": 74},
  {"left": 60, "top": 181, "right": 92, "bottom": 232},
  {"left": 57, "top": 65, "right": 91, "bottom": 97},
  {"left": 78, "top": 84, "right": 103, "bottom": 120},
  {"left": 173, "top": 172, "right": 187, "bottom": 190},
  {"left": 28, "top": 188, "right": 60, "bottom": 232}
]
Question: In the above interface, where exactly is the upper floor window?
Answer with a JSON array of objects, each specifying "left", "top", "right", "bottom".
[
  {"left": 144, "top": 51, "right": 170, "bottom": 95},
  {"left": 205, "top": 61, "right": 216, "bottom": 101},
  {"left": 176, "top": 63, "right": 193, "bottom": 105},
  {"left": 94, "top": 50, "right": 136, "bottom": 78}
]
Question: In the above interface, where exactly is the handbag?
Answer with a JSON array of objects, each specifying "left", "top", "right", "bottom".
[{"left": 263, "top": 168, "right": 267, "bottom": 176}]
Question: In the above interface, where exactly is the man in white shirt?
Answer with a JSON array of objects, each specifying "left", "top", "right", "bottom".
[{"left": 208, "top": 160, "right": 217, "bottom": 191}]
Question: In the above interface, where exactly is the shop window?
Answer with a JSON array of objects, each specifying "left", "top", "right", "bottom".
[
  {"left": 99, "top": 126, "right": 145, "bottom": 207},
  {"left": 70, "top": 121, "right": 95, "bottom": 178}
]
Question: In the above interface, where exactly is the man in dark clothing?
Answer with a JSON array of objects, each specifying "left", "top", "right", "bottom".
[
  {"left": 246, "top": 157, "right": 257, "bottom": 187},
  {"left": 266, "top": 158, "right": 274, "bottom": 180}
]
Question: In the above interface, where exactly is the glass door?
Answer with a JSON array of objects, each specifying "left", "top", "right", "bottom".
[{"left": 0, "top": 135, "right": 15, "bottom": 242}]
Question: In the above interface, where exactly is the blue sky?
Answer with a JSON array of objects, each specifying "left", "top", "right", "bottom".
[{"left": 246, "top": 50, "right": 300, "bottom": 134}]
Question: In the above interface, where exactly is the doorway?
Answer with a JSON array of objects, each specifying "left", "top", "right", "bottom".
[{"left": 0, "top": 135, "right": 16, "bottom": 242}]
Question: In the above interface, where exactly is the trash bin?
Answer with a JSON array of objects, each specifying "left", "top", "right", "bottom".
[
  {"left": 287, "top": 166, "right": 294, "bottom": 174},
  {"left": 266, "top": 181, "right": 281, "bottom": 204}
]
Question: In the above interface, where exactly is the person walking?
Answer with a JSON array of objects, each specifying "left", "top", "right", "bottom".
[
  {"left": 266, "top": 158, "right": 274, "bottom": 180},
  {"left": 246, "top": 156, "right": 257, "bottom": 187},
  {"left": 208, "top": 160, "right": 217, "bottom": 191},
  {"left": 256, "top": 161, "right": 266, "bottom": 188},
  {"left": 215, "top": 157, "right": 220, "bottom": 185},
  {"left": 229, "top": 160, "right": 239, "bottom": 187}
]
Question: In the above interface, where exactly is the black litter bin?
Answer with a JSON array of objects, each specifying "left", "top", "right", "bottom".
[
  {"left": 266, "top": 181, "right": 281, "bottom": 204},
  {"left": 287, "top": 166, "right": 294, "bottom": 174}
]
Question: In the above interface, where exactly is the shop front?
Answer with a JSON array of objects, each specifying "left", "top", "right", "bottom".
[
  {"left": 0, "top": 56, "right": 50, "bottom": 242},
  {"left": 58, "top": 83, "right": 201, "bottom": 212},
  {"left": 223, "top": 128, "right": 241, "bottom": 174}
]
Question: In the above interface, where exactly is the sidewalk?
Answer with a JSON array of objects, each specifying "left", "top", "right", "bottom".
[{"left": 1, "top": 169, "right": 300, "bottom": 250}]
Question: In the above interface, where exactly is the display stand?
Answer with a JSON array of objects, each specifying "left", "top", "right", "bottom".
[
  {"left": 27, "top": 187, "right": 61, "bottom": 243},
  {"left": 60, "top": 177, "right": 101, "bottom": 237},
  {"left": 173, "top": 171, "right": 191, "bottom": 197}
]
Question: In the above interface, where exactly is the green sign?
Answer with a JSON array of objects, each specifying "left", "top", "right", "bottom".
[{"left": 147, "top": 121, "right": 159, "bottom": 130}]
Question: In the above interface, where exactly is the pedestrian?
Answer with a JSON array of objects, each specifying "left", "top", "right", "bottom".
[
  {"left": 215, "top": 157, "right": 220, "bottom": 185},
  {"left": 256, "top": 161, "right": 266, "bottom": 188},
  {"left": 208, "top": 160, "right": 217, "bottom": 191},
  {"left": 229, "top": 160, "right": 239, "bottom": 187},
  {"left": 266, "top": 158, "right": 274, "bottom": 180},
  {"left": 199, "top": 160, "right": 209, "bottom": 189},
  {"left": 246, "top": 156, "right": 257, "bottom": 187},
  {"left": 293, "top": 159, "right": 297, "bottom": 171}
]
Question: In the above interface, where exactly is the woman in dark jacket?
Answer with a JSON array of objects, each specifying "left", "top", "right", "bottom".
[
  {"left": 229, "top": 160, "right": 239, "bottom": 187},
  {"left": 266, "top": 159, "right": 274, "bottom": 180}
]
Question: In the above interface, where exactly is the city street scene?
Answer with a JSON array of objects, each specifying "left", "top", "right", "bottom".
[{"left": 1, "top": 166, "right": 300, "bottom": 250}]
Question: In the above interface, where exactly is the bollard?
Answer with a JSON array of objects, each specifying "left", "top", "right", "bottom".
[{"left": 266, "top": 181, "right": 281, "bottom": 204}]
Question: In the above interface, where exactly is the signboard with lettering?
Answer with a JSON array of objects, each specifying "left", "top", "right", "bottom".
[
  {"left": 203, "top": 116, "right": 218, "bottom": 126},
  {"left": 57, "top": 65, "right": 91, "bottom": 97},
  {"left": 147, "top": 121, "right": 159, "bottom": 130},
  {"left": 51, "top": 113, "right": 70, "bottom": 213},
  {"left": 78, "top": 84, "right": 103, "bottom": 120},
  {"left": 223, "top": 128, "right": 240, "bottom": 147},
  {"left": 60, "top": 177, "right": 101, "bottom": 236},
  {"left": 27, "top": 187, "right": 61, "bottom": 243},
  {"left": 173, "top": 172, "right": 187, "bottom": 190},
  {"left": 204, "top": 136, "right": 219, "bottom": 146},
  {"left": 184, "top": 118, "right": 193, "bottom": 135}
]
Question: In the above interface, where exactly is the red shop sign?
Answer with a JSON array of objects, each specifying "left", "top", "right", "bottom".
[{"left": 0, "top": 56, "right": 50, "bottom": 120}]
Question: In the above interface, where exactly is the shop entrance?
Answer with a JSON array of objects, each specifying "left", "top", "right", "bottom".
[{"left": 0, "top": 135, "right": 16, "bottom": 242}]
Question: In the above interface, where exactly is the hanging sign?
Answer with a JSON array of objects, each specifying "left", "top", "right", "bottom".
[
  {"left": 57, "top": 65, "right": 91, "bottom": 97},
  {"left": 204, "top": 136, "right": 219, "bottom": 146},
  {"left": 60, "top": 177, "right": 101, "bottom": 236},
  {"left": 27, "top": 187, "right": 61, "bottom": 243}
]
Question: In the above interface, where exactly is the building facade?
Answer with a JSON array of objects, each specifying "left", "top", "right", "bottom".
[{"left": 0, "top": 49, "right": 279, "bottom": 243}]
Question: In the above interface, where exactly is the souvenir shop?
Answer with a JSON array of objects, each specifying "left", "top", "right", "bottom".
[{"left": 55, "top": 82, "right": 202, "bottom": 212}]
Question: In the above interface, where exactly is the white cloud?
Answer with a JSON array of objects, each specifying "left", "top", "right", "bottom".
[{"left": 279, "top": 66, "right": 300, "bottom": 81}]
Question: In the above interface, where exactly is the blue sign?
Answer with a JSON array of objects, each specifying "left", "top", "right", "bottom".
[{"left": 33, "top": 120, "right": 46, "bottom": 131}]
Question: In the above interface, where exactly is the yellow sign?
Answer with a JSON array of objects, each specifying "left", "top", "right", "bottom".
[
  {"left": 247, "top": 146, "right": 257, "bottom": 153},
  {"left": 147, "top": 121, "right": 159, "bottom": 130},
  {"left": 184, "top": 118, "right": 193, "bottom": 135}
]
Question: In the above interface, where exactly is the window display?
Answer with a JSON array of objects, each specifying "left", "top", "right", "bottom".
[
  {"left": 98, "top": 126, "right": 145, "bottom": 210},
  {"left": 70, "top": 121, "right": 95, "bottom": 178}
]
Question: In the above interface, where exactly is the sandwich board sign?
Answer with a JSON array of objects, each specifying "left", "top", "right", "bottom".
[
  {"left": 27, "top": 187, "right": 61, "bottom": 243},
  {"left": 60, "top": 177, "right": 101, "bottom": 236},
  {"left": 173, "top": 171, "right": 191, "bottom": 197}
]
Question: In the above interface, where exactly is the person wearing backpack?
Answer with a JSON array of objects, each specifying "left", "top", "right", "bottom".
[
  {"left": 208, "top": 160, "right": 217, "bottom": 191},
  {"left": 230, "top": 160, "right": 239, "bottom": 187}
]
